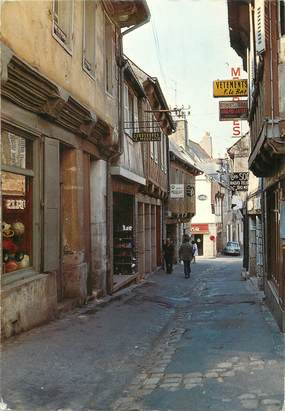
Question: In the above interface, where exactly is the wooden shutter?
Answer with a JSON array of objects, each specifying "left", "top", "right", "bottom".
[
  {"left": 43, "top": 137, "right": 60, "bottom": 272},
  {"left": 255, "top": 0, "right": 266, "bottom": 54},
  {"left": 134, "top": 94, "right": 138, "bottom": 133},
  {"left": 124, "top": 83, "right": 129, "bottom": 129},
  {"left": 83, "top": 0, "right": 96, "bottom": 75}
]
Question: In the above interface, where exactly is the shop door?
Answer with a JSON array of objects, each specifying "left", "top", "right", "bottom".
[
  {"left": 83, "top": 153, "right": 92, "bottom": 295},
  {"left": 194, "top": 234, "right": 203, "bottom": 256},
  {"left": 58, "top": 145, "right": 67, "bottom": 302}
]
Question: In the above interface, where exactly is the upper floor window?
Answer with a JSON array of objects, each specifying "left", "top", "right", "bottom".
[
  {"left": 105, "top": 15, "right": 114, "bottom": 95},
  {"left": 124, "top": 85, "right": 139, "bottom": 139},
  {"left": 83, "top": 0, "right": 96, "bottom": 78},
  {"left": 280, "top": 0, "right": 285, "bottom": 36},
  {"left": 53, "top": 0, "right": 74, "bottom": 52}
]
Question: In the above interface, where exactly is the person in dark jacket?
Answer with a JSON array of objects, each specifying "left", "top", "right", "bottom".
[
  {"left": 162, "top": 238, "right": 175, "bottom": 274},
  {"left": 179, "top": 235, "right": 194, "bottom": 278}
]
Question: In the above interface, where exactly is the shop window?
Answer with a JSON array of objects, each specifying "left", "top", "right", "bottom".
[
  {"left": 105, "top": 14, "right": 114, "bottom": 95},
  {"left": 113, "top": 193, "right": 136, "bottom": 275},
  {"left": 83, "top": 0, "right": 96, "bottom": 78},
  {"left": 2, "top": 132, "right": 33, "bottom": 274},
  {"left": 53, "top": 0, "right": 74, "bottom": 52}
]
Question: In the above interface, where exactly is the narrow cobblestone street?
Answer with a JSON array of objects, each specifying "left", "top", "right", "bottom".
[{"left": 2, "top": 258, "right": 284, "bottom": 411}]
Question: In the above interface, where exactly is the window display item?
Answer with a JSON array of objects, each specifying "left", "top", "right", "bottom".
[
  {"left": 12, "top": 222, "right": 25, "bottom": 236},
  {"left": 18, "top": 255, "right": 30, "bottom": 269},
  {"left": 5, "top": 260, "right": 18, "bottom": 273},
  {"left": 2, "top": 222, "right": 14, "bottom": 238}
]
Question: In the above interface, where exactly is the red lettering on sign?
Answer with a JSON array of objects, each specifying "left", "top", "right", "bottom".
[
  {"left": 231, "top": 67, "right": 241, "bottom": 138},
  {"left": 233, "top": 126, "right": 241, "bottom": 136},
  {"left": 231, "top": 67, "right": 241, "bottom": 77}
]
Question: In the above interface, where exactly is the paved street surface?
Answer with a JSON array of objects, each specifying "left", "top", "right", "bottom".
[{"left": 2, "top": 258, "right": 284, "bottom": 411}]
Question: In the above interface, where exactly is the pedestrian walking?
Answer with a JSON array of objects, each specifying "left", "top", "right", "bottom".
[
  {"left": 179, "top": 235, "right": 194, "bottom": 278},
  {"left": 162, "top": 238, "right": 175, "bottom": 274},
  {"left": 191, "top": 240, "right": 198, "bottom": 263}
]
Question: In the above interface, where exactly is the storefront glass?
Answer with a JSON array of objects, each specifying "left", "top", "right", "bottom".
[
  {"left": 113, "top": 193, "right": 136, "bottom": 275},
  {"left": 2, "top": 132, "right": 33, "bottom": 273}
]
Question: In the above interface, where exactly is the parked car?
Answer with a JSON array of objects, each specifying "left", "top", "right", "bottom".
[{"left": 223, "top": 241, "right": 241, "bottom": 256}]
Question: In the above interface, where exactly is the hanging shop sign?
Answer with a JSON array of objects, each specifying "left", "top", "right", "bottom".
[
  {"left": 191, "top": 224, "right": 209, "bottom": 233},
  {"left": 229, "top": 172, "right": 249, "bottom": 191},
  {"left": 170, "top": 184, "right": 184, "bottom": 198},
  {"left": 213, "top": 79, "right": 248, "bottom": 98},
  {"left": 219, "top": 100, "right": 248, "bottom": 121},
  {"left": 186, "top": 185, "right": 195, "bottom": 197},
  {"left": 133, "top": 131, "right": 161, "bottom": 142}
]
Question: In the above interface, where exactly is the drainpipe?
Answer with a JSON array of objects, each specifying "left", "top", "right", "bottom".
[
  {"left": 106, "top": 16, "right": 150, "bottom": 295},
  {"left": 269, "top": 1, "right": 275, "bottom": 136}
]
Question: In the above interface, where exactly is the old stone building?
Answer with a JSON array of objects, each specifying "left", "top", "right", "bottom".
[
  {"left": 1, "top": 0, "right": 150, "bottom": 338},
  {"left": 166, "top": 138, "right": 201, "bottom": 261}
]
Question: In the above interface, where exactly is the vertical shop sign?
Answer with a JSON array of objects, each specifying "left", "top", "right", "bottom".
[{"left": 231, "top": 67, "right": 241, "bottom": 138}]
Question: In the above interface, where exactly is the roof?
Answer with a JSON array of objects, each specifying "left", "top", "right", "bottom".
[
  {"left": 187, "top": 140, "right": 211, "bottom": 162},
  {"left": 126, "top": 57, "right": 175, "bottom": 131},
  {"left": 124, "top": 60, "right": 146, "bottom": 97},
  {"left": 169, "top": 139, "right": 202, "bottom": 175},
  {"left": 103, "top": 1, "right": 151, "bottom": 29}
]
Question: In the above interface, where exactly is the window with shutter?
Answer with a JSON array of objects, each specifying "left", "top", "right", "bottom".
[
  {"left": 280, "top": 0, "right": 285, "bottom": 36},
  {"left": 83, "top": 0, "right": 96, "bottom": 78},
  {"left": 133, "top": 95, "right": 139, "bottom": 135},
  {"left": 255, "top": 0, "right": 266, "bottom": 54},
  {"left": 124, "top": 83, "right": 129, "bottom": 133},
  {"left": 53, "top": 0, "right": 74, "bottom": 52},
  {"left": 128, "top": 91, "right": 134, "bottom": 138},
  {"left": 105, "top": 14, "right": 114, "bottom": 95}
]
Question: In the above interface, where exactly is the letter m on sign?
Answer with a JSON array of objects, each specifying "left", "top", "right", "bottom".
[{"left": 231, "top": 67, "right": 240, "bottom": 78}]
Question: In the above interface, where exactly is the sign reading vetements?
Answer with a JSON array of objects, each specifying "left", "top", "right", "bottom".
[
  {"left": 229, "top": 172, "right": 249, "bottom": 191},
  {"left": 133, "top": 132, "right": 161, "bottom": 142},
  {"left": 213, "top": 79, "right": 248, "bottom": 97}
]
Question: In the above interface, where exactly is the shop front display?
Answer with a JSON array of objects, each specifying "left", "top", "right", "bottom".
[
  {"left": 2, "top": 131, "right": 33, "bottom": 274},
  {"left": 113, "top": 192, "right": 136, "bottom": 275}
]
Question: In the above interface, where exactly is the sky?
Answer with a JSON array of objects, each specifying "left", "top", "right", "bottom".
[{"left": 123, "top": 0, "right": 249, "bottom": 158}]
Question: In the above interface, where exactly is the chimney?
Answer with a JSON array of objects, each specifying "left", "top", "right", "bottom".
[
  {"left": 170, "top": 119, "right": 188, "bottom": 149},
  {"left": 199, "top": 132, "right": 213, "bottom": 158}
]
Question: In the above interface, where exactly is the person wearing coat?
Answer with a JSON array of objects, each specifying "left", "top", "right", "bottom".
[
  {"left": 162, "top": 238, "right": 175, "bottom": 274},
  {"left": 179, "top": 235, "right": 194, "bottom": 279}
]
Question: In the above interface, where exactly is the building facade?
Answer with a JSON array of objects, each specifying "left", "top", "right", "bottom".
[
  {"left": 110, "top": 58, "right": 173, "bottom": 290},
  {"left": 1, "top": 0, "right": 150, "bottom": 338},
  {"left": 228, "top": 0, "right": 285, "bottom": 330},
  {"left": 166, "top": 139, "right": 201, "bottom": 261}
]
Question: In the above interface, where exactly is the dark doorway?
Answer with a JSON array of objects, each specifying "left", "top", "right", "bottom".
[{"left": 194, "top": 234, "right": 203, "bottom": 256}]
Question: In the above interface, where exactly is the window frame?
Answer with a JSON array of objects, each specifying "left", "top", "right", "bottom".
[
  {"left": 52, "top": 0, "right": 74, "bottom": 55},
  {"left": 104, "top": 12, "right": 115, "bottom": 97},
  {"left": 82, "top": 0, "right": 97, "bottom": 79},
  {"left": 1, "top": 123, "right": 41, "bottom": 285},
  {"left": 279, "top": 0, "right": 285, "bottom": 37}
]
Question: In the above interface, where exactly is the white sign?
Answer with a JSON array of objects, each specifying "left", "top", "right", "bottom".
[{"left": 170, "top": 184, "right": 184, "bottom": 198}]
